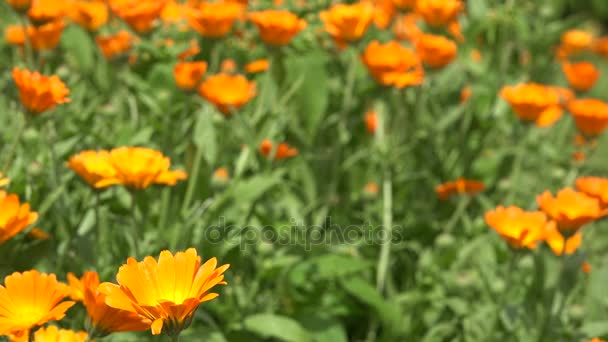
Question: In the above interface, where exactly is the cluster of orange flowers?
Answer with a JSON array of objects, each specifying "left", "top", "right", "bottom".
[
  {"left": 0, "top": 249, "right": 229, "bottom": 339},
  {"left": 486, "top": 178, "right": 607, "bottom": 256}
]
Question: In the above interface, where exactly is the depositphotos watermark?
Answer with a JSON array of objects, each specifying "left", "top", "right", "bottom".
[{"left": 200, "top": 217, "right": 404, "bottom": 251}]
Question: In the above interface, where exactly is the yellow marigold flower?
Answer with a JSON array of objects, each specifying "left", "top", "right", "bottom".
[
  {"left": 174, "top": 61, "right": 208, "bottom": 90},
  {"left": 99, "top": 248, "right": 230, "bottom": 336},
  {"left": 32, "top": 325, "right": 88, "bottom": 342},
  {"left": 94, "top": 147, "right": 187, "bottom": 190},
  {"left": 544, "top": 221, "right": 582, "bottom": 256},
  {"left": 27, "top": 0, "right": 68, "bottom": 24},
  {"left": 415, "top": 0, "right": 463, "bottom": 27},
  {"left": 500, "top": 83, "right": 572, "bottom": 127},
  {"left": 562, "top": 61, "right": 600, "bottom": 92},
  {"left": 576, "top": 177, "right": 608, "bottom": 208},
  {"left": 69, "top": 0, "right": 108, "bottom": 32},
  {"left": 415, "top": 33, "right": 458, "bottom": 68},
  {"left": 110, "top": 0, "right": 169, "bottom": 33},
  {"left": 361, "top": 40, "right": 424, "bottom": 88},
  {"left": 67, "top": 150, "right": 117, "bottom": 189},
  {"left": 485, "top": 206, "right": 547, "bottom": 249},
  {"left": 558, "top": 29, "right": 593, "bottom": 59},
  {"left": 161, "top": 0, "right": 186, "bottom": 24},
  {"left": 12, "top": 67, "right": 70, "bottom": 115},
  {"left": 186, "top": 2, "right": 242, "bottom": 38},
  {"left": 320, "top": 2, "right": 375, "bottom": 46},
  {"left": 96, "top": 30, "right": 133, "bottom": 60},
  {"left": 198, "top": 74, "right": 256, "bottom": 115},
  {"left": 245, "top": 59, "right": 269, "bottom": 74},
  {"left": 248, "top": 10, "right": 307, "bottom": 46},
  {"left": 6, "top": 21, "right": 65, "bottom": 51},
  {"left": 537, "top": 187, "right": 603, "bottom": 232},
  {"left": 0, "top": 270, "right": 75, "bottom": 337},
  {"left": 567, "top": 98, "right": 608, "bottom": 136},
  {"left": 69, "top": 272, "right": 149, "bottom": 338},
  {"left": 0, "top": 191, "right": 38, "bottom": 245}
]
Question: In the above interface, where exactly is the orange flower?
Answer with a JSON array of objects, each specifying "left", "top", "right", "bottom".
[
  {"left": 576, "top": 177, "right": 608, "bottom": 207},
  {"left": 94, "top": 147, "right": 187, "bottom": 190},
  {"left": 212, "top": 168, "right": 230, "bottom": 182},
  {"left": 99, "top": 248, "right": 229, "bottom": 336},
  {"left": 245, "top": 59, "right": 269, "bottom": 73},
  {"left": 460, "top": 86, "right": 471, "bottom": 103},
  {"left": 0, "top": 270, "right": 75, "bottom": 337},
  {"left": 319, "top": 3, "right": 374, "bottom": 45},
  {"left": 567, "top": 98, "right": 608, "bottom": 136},
  {"left": 12, "top": 67, "right": 70, "bottom": 115},
  {"left": 26, "top": 228, "right": 49, "bottom": 241},
  {"left": 67, "top": 150, "right": 117, "bottom": 189},
  {"left": 593, "top": 36, "right": 608, "bottom": 58},
  {"left": 589, "top": 338, "right": 606, "bottom": 342},
  {"left": 485, "top": 206, "right": 547, "bottom": 249},
  {"left": 544, "top": 221, "right": 582, "bottom": 255},
  {"left": 259, "top": 139, "right": 298, "bottom": 160},
  {"left": 562, "top": 61, "right": 600, "bottom": 92},
  {"left": 470, "top": 49, "right": 482, "bottom": 62},
  {"left": 68, "top": 272, "right": 149, "bottom": 338},
  {"left": 572, "top": 151, "right": 586, "bottom": 163},
  {"left": 6, "top": 21, "right": 65, "bottom": 51},
  {"left": 30, "top": 325, "right": 88, "bottom": 342},
  {"left": 537, "top": 187, "right": 603, "bottom": 232},
  {"left": 6, "top": 0, "right": 31, "bottom": 11},
  {"left": 415, "top": 33, "right": 457, "bottom": 68},
  {"left": 392, "top": 0, "right": 416, "bottom": 10},
  {"left": 28, "top": 0, "right": 67, "bottom": 24},
  {"left": 392, "top": 13, "right": 422, "bottom": 42},
  {"left": 5, "top": 26, "right": 26, "bottom": 46},
  {"left": 369, "top": 0, "right": 395, "bottom": 29},
  {"left": 249, "top": 10, "right": 307, "bottom": 46},
  {"left": 160, "top": 0, "right": 185, "bottom": 24},
  {"left": 435, "top": 178, "right": 484, "bottom": 200},
  {"left": 416, "top": 0, "right": 463, "bottom": 27},
  {"left": 178, "top": 40, "right": 200, "bottom": 61},
  {"left": 0, "top": 191, "right": 38, "bottom": 245},
  {"left": 174, "top": 61, "right": 207, "bottom": 90},
  {"left": 221, "top": 59, "right": 237, "bottom": 73},
  {"left": 581, "top": 261, "right": 592, "bottom": 274},
  {"left": 499, "top": 83, "right": 571, "bottom": 127},
  {"left": 186, "top": 2, "right": 242, "bottom": 38},
  {"left": 69, "top": 0, "right": 108, "bottom": 32},
  {"left": 363, "top": 182, "right": 379, "bottom": 198},
  {"left": 96, "top": 30, "right": 133, "bottom": 60},
  {"left": 558, "top": 29, "right": 593, "bottom": 58},
  {"left": 365, "top": 110, "right": 377, "bottom": 134},
  {"left": 198, "top": 74, "right": 256, "bottom": 115},
  {"left": 110, "top": 0, "right": 168, "bottom": 33},
  {"left": 362, "top": 40, "right": 424, "bottom": 88}
]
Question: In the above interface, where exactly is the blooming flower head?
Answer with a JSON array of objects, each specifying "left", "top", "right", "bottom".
[
  {"left": 94, "top": 147, "right": 187, "bottom": 190},
  {"left": 567, "top": 98, "right": 608, "bottom": 136},
  {"left": 69, "top": 0, "right": 109, "bottom": 32},
  {"left": 27, "top": 0, "right": 67, "bottom": 24},
  {"left": 161, "top": 0, "right": 186, "bottom": 24},
  {"left": 110, "top": 0, "right": 168, "bottom": 33},
  {"left": 245, "top": 59, "right": 269, "bottom": 74},
  {"left": 12, "top": 67, "right": 70, "bottom": 115},
  {"left": 415, "top": 0, "right": 463, "bottom": 27},
  {"left": 460, "top": 86, "right": 472, "bottom": 103},
  {"left": 220, "top": 59, "right": 237, "bottom": 74},
  {"left": 500, "top": 83, "right": 572, "bottom": 127},
  {"left": 576, "top": 177, "right": 608, "bottom": 207},
  {"left": 362, "top": 40, "right": 424, "bottom": 88},
  {"left": 562, "top": 61, "right": 600, "bottom": 92},
  {"left": 96, "top": 30, "right": 133, "bottom": 60},
  {"left": 0, "top": 270, "right": 75, "bottom": 337},
  {"left": 0, "top": 191, "right": 38, "bottom": 245},
  {"left": 99, "top": 248, "right": 229, "bottom": 336},
  {"left": 485, "top": 206, "right": 547, "bottom": 249},
  {"left": 593, "top": 36, "right": 608, "bottom": 58},
  {"left": 67, "top": 150, "right": 117, "bottom": 189},
  {"left": 364, "top": 110, "right": 377, "bottom": 134},
  {"left": 198, "top": 74, "right": 256, "bottom": 115},
  {"left": 6, "top": 21, "right": 65, "bottom": 51},
  {"left": 392, "top": 13, "right": 422, "bottom": 42},
  {"left": 368, "top": 0, "right": 395, "bottom": 29},
  {"left": 435, "top": 178, "right": 484, "bottom": 200},
  {"left": 186, "top": 2, "right": 242, "bottom": 38},
  {"left": 174, "top": 61, "right": 208, "bottom": 90},
  {"left": 319, "top": 2, "right": 375, "bottom": 46},
  {"left": 249, "top": 10, "right": 307, "bottom": 46},
  {"left": 544, "top": 221, "right": 582, "bottom": 256},
  {"left": 557, "top": 29, "right": 593, "bottom": 59},
  {"left": 212, "top": 167, "right": 230, "bottom": 186},
  {"left": 537, "top": 187, "right": 603, "bottom": 232},
  {"left": 30, "top": 325, "right": 88, "bottom": 342},
  {"left": 259, "top": 139, "right": 298, "bottom": 160},
  {"left": 68, "top": 272, "right": 149, "bottom": 338},
  {"left": 415, "top": 33, "right": 457, "bottom": 68}
]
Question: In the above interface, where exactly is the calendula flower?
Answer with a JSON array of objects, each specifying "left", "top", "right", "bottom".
[
  {"left": 485, "top": 206, "right": 547, "bottom": 249},
  {"left": 364, "top": 110, "right": 377, "bottom": 134},
  {"left": 186, "top": 2, "right": 242, "bottom": 38},
  {"left": 6, "top": 0, "right": 31, "bottom": 11},
  {"left": 245, "top": 59, "right": 269, "bottom": 74},
  {"left": 69, "top": 0, "right": 108, "bottom": 32},
  {"left": 93, "top": 147, "right": 186, "bottom": 190},
  {"left": 12, "top": 67, "right": 70, "bottom": 115},
  {"left": 593, "top": 36, "right": 608, "bottom": 58},
  {"left": 68, "top": 272, "right": 149, "bottom": 338},
  {"left": 0, "top": 174, "right": 9, "bottom": 188},
  {"left": 99, "top": 249, "right": 229, "bottom": 336},
  {"left": 31, "top": 325, "right": 88, "bottom": 342},
  {"left": 96, "top": 30, "right": 133, "bottom": 60},
  {"left": 557, "top": 29, "right": 593, "bottom": 59},
  {"left": 567, "top": 98, "right": 608, "bottom": 136},
  {"left": 544, "top": 221, "right": 582, "bottom": 256},
  {"left": 28, "top": 0, "right": 67, "bottom": 24},
  {"left": 178, "top": 40, "right": 200, "bottom": 61},
  {"left": 0, "top": 191, "right": 38, "bottom": 244},
  {"left": 319, "top": 2, "right": 375, "bottom": 46},
  {"left": 26, "top": 228, "right": 49, "bottom": 241},
  {"left": 415, "top": 33, "right": 457, "bottom": 68},
  {"left": 211, "top": 167, "right": 230, "bottom": 187},
  {"left": 537, "top": 187, "right": 603, "bottom": 232},
  {"left": 198, "top": 74, "right": 256, "bottom": 115},
  {"left": 160, "top": 0, "right": 186, "bottom": 24},
  {"left": 0, "top": 270, "right": 75, "bottom": 337},
  {"left": 460, "top": 86, "right": 472, "bottom": 103},
  {"left": 562, "top": 61, "right": 600, "bottom": 92},
  {"left": 576, "top": 177, "right": 608, "bottom": 207},
  {"left": 588, "top": 338, "right": 607, "bottom": 342},
  {"left": 500, "top": 83, "right": 572, "bottom": 127},
  {"left": 110, "top": 0, "right": 168, "bottom": 33},
  {"left": 369, "top": 0, "right": 395, "bottom": 29},
  {"left": 249, "top": 10, "right": 307, "bottom": 46},
  {"left": 416, "top": 0, "right": 463, "bottom": 27},
  {"left": 67, "top": 150, "right": 117, "bottom": 189},
  {"left": 174, "top": 61, "right": 208, "bottom": 90},
  {"left": 6, "top": 21, "right": 65, "bottom": 51},
  {"left": 393, "top": 13, "right": 422, "bottom": 42},
  {"left": 391, "top": 0, "right": 416, "bottom": 10},
  {"left": 362, "top": 40, "right": 424, "bottom": 88},
  {"left": 581, "top": 261, "right": 592, "bottom": 274},
  {"left": 363, "top": 182, "right": 380, "bottom": 199},
  {"left": 220, "top": 59, "right": 237, "bottom": 73},
  {"left": 259, "top": 139, "right": 298, "bottom": 160},
  {"left": 435, "top": 178, "right": 484, "bottom": 200}
]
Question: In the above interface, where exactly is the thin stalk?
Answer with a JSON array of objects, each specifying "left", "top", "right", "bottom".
[
  {"left": 2, "top": 112, "right": 27, "bottom": 174},
  {"left": 506, "top": 125, "right": 532, "bottom": 204},
  {"left": 181, "top": 146, "right": 203, "bottom": 214},
  {"left": 537, "top": 241, "right": 568, "bottom": 341},
  {"left": 171, "top": 334, "right": 181, "bottom": 342},
  {"left": 375, "top": 170, "right": 393, "bottom": 292},
  {"left": 130, "top": 191, "right": 140, "bottom": 258},
  {"left": 19, "top": 14, "right": 33, "bottom": 68},
  {"left": 95, "top": 191, "right": 103, "bottom": 267}
]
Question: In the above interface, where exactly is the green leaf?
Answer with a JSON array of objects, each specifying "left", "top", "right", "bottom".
[
  {"left": 244, "top": 314, "right": 312, "bottom": 342},
  {"left": 193, "top": 106, "right": 218, "bottom": 164},
  {"left": 298, "top": 316, "right": 348, "bottom": 342},
  {"left": 61, "top": 26, "right": 95, "bottom": 72},
  {"left": 228, "top": 170, "right": 285, "bottom": 204},
  {"left": 77, "top": 209, "right": 95, "bottom": 236}
]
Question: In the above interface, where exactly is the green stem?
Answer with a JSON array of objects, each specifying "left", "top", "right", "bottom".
[
  {"left": 19, "top": 14, "right": 33, "bottom": 68},
  {"left": 506, "top": 125, "right": 533, "bottom": 204},
  {"left": 95, "top": 191, "right": 103, "bottom": 267},
  {"left": 2, "top": 112, "right": 27, "bottom": 174},
  {"left": 181, "top": 146, "right": 203, "bottom": 214},
  {"left": 171, "top": 333, "right": 181, "bottom": 342},
  {"left": 537, "top": 241, "right": 568, "bottom": 341},
  {"left": 130, "top": 191, "right": 140, "bottom": 258}
]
